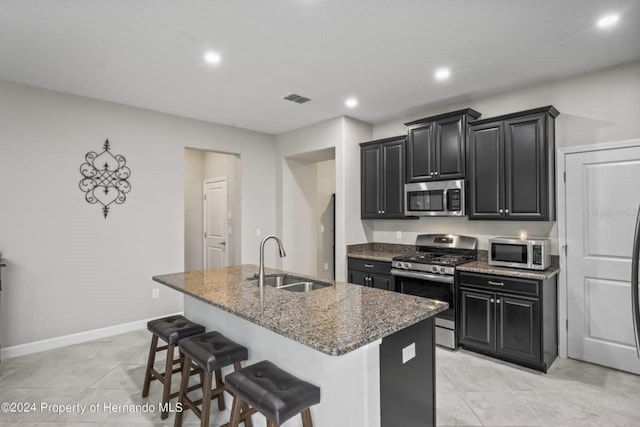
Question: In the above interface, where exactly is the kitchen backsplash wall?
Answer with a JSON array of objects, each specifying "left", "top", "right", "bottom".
[{"left": 371, "top": 218, "right": 558, "bottom": 254}]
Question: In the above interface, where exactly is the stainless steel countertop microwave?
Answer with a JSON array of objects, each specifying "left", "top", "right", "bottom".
[
  {"left": 405, "top": 179, "right": 465, "bottom": 217},
  {"left": 489, "top": 237, "right": 551, "bottom": 270}
]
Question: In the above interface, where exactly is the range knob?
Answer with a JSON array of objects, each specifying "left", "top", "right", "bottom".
[
  {"left": 431, "top": 266, "right": 438, "bottom": 273},
  {"left": 440, "top": 267, "right": 446, "bottom": 274}
]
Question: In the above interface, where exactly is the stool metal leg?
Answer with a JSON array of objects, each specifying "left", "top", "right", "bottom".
[
  {"left": 142, "top": 334, "right": 158, "bottom": 398},
  {"left": 215, "top": 368, "right": 225, "bottom": 411},
  {"left": 201, "top": 372, "right": 213, "bottom": 427},
  {"left": 301, "top": 408, "right": 313, "bottom": 427},
  {"left": 174, "top": 355, "right": 192, "bottom": 427},
  {"left": 161, "top": 343, "right": 175, "bottom": 419}
]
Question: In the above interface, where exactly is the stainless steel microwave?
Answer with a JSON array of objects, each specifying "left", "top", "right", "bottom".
[
  {"left": 405, "top": 179, "right": 465, "bottom": 217},
  {"left": 488, "top": 237, "right": 551, "bottom": 270}
]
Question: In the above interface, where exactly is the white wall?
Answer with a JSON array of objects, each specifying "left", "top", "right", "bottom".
[
  {"left": 280, "top": 157, "right": 319, "bottom": 276},
  {"left": 276, "top": 117, "right": 373, "bottom": 280},
  {"left": 0, "top": 80, "right": 276, "bottom": 348},
  {"left": 316, "top": 159, "right": 336, "bottom": 280},
  {"left": 369, "top": 61, "right": 640, "bottom": 253},
  {"left": 184, "top": 149, "right": 205, "bottom": 271},
  {"left": 203, "top": 151, "right": 242, "bottom": 266},
  {"left": 184, "top": 150, "right": 242, "bottom": 270}
]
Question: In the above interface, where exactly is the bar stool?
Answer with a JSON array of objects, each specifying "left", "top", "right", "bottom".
[
  {"left": 142, "top": 315, "right": 206, "bottom": 419},
  {"left": 174, "top": 331, "right": 253, "bottom": 427},
  {"left": 226, "top": 360, "right": 321, "bottom": 427}
]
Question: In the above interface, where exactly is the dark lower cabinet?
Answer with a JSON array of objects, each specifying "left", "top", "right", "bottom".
[
  {"left": 467, "top": 106, "right": 559, "bottom": 221},
  {"left": 460, "top": 288, "right": 495, "bottom": 351},
  {"left": 360, "top": 136, "right": 406, "bottom": 219},
  {"left": 458, "top": 271, "right": 556, "bottom": 372},
  {"left": 347, "top": 257, "right": 393, "bottom": 291}
]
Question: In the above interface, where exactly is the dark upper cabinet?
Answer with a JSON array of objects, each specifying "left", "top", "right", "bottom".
[
  {"left": 467, "top": 106, "right": 559, "bottom": 221},
  {"left": 360, "top": 136, "right": 406, "bottom": 219},
  {"left": 405, "top": 109, "right": 481, "bottom": 182}
]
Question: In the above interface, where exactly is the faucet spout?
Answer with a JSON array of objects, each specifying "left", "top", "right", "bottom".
[{"left": 258, "top": 235, "right": 287, "bottom": 291}]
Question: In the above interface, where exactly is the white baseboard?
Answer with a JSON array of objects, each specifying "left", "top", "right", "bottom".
[{"left": 1, "top": 311, "right": 183, "bottom": 360}]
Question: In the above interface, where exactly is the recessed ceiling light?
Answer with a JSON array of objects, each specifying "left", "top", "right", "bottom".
[
  {"left": 597, "top": 13, "right": 620, "bottom": 29},
  {"left": 204, "top": 51, "right": 221, "bottom": 65},
  {"left": 345, "top": 97, "right": 358, "bottom": 108},
  {"left": 434, "top": 67, "right": 451, "bottom": 81}
]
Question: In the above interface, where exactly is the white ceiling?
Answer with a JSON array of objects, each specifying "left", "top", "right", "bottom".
[{"left": 1, "top": 0, "right": 639, "bottom": 134}]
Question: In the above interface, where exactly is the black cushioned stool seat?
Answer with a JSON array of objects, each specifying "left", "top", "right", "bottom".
[
  {"left": 226, "top": 360, "right": 321, "bottom": 427},
  {"left": 142, "top": 315, "right": 205, "bottom": 420},
  {"left": 175, "top": 331, "right": 252, "bottom": 427},
  {"left": 147, "top": 314, "right": 205, "bottom": 346},
  {"left": 179, "top": 331, "right": 249, "bottom": 372}
]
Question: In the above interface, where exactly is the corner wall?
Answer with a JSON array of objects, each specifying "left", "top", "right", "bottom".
[{"left": 0, "top": 80, "right": 276, "bottom": 348}]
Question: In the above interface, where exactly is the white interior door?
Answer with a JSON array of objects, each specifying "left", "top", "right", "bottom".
[
  {"left": 203, "top": 178, "right": 228, "bottom": 269},
  {"left": 566, "top": 145, "right": 640, "bottom": 374}
]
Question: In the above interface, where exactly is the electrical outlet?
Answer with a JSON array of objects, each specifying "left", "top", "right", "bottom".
[
  {"left": 256, "top": 228, "right": 261, "bottom": 237},
  {"left": 324, "top": 262, "right": 329, "bottom": 270},
  {"left": 402, "top": 343, "right": 416, "bottom": 364},
  {"left": 396, "top": 231, "right": 402, "bottom": 240},
  {"left": 152, "top": 288, "right": 159, "bottom": 299},
  {"left": 320, "top": 225, "right": 325, "bottom": 233}
]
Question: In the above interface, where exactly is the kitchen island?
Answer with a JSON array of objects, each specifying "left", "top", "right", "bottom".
[{"left": 153, "top": 265, "right": 447, "bottom": 427}]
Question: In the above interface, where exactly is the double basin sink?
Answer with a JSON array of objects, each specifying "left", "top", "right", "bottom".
[{"left": 249, "top": 273, "right": 332, "bottom": 293}]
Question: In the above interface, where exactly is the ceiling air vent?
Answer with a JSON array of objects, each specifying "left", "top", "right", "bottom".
[{"left": 283, "top": 93, "right": 311, "bottom": 104}]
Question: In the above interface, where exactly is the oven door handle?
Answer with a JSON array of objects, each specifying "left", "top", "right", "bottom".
[{"left": 390, "top": 269, "right": 454, "bottom": 284}]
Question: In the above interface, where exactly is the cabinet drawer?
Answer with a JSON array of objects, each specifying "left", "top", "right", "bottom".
[
  {"left": 348, "top": 257, "right": 392, "bottom": 275},
  {"left": 458, "top": 272, "right": 539, "bottom": 297}
]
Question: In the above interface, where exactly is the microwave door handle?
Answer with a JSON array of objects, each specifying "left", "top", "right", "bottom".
[
  {"left": 631, "top": 203, "right": 640, "bottom": 358},
  {"left": 444, "top": 188, "right": 449, "bottom": 211}
]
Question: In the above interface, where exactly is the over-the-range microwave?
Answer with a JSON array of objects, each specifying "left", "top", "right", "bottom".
[
  {"left": 489, "top": 237, "right": 551, "bottom": 270},
  {"left": 405, "top": 179, "right": 464, "bottom": 217}
]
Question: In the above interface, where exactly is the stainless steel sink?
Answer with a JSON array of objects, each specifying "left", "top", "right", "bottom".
[{"left": 249, "top": 273, "right": 331, "bottom": 292}]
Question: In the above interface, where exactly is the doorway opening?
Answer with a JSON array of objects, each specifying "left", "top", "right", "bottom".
[
  {"left": 184, "top": 148, "right": 241, "bottom": 271},
  {"left": 281, "top": 147, "right": 336, "bottom": 280}
]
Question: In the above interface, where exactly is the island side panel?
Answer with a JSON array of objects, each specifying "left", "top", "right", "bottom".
[
  {"left": 184, "top": 295, "right": 382, "bottom": 427},
  {"left": 380, "top": 317, "right": 435, "bottom": 427}
]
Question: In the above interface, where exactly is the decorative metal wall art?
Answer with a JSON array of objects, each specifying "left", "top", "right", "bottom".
[{"left": 79, "top": 139, "right": 132, "bottom": 218}]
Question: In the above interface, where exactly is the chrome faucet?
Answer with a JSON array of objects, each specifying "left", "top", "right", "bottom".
[{"left": 258, "top": 235, "right": 287, "bottom": 290}]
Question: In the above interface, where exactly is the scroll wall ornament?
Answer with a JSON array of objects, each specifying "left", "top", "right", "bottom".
[{"left": 79, "top": 139, "right": 131, "bottom": 218}]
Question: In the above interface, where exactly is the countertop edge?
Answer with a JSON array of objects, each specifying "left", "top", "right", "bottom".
[
  {"left": 152, "top": 274, "right": 448, "bottom": 356},
  {"left": 347, "top": 253, "right": 397, "bottom": 262},
  {"left": 456, "top": 264, "right": 560, "bottom": 280}
]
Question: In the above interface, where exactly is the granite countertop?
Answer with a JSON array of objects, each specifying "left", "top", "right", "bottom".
[
  {"left": 457, "top": 260, "right": 560, "bottom": 280},
  {"left": 153, "top": 265, "right": 447, "bottom": 356},
  {"left": 346, "top": 242, "right": 414, "bottom": 262}
]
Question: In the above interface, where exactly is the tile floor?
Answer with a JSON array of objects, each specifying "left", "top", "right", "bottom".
[{"left": 1, "top": 330, "right": 639, "bottom": 426}]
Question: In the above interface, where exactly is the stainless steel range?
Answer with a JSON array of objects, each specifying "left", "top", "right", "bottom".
[{"left": 391, "top": 234, "right": 478, "bottom": 349}]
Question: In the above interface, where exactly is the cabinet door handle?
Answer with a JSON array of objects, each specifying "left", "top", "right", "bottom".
[
  {"left": 430, "top": 172, "right": 434, "bottom": 176},
  {"left": 499, "top": 209, "right": 504, "bottom": 214},
  {"left": 504, "top": 209, "right": 509, "bottom": 214},
  {"left": 434, "top": 171, "right": 439, "bottom": 176},
  {"left": 364, "top": 264, "right": 374, "bottom": 268},
  {"left": 488, "top": 281, "right": 504, "bottom": 286},
  {"left": 490, "top": 298, "right": 495, "bottom": 303},
  {"left": 496, "top": 298, "right": 501, "bottom": 304}
]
